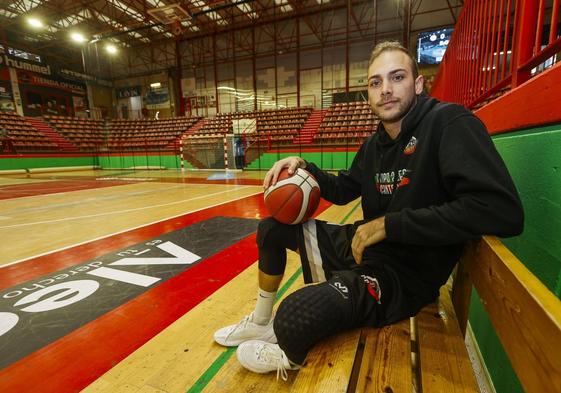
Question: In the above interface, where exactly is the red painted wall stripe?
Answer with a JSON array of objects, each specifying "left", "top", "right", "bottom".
[{"left": 475, "top": 61, "right": 561, "bottom": 134}]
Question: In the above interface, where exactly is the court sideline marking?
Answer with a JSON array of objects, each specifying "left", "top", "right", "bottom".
[
  {"left": 2, "top": 184, "right": 207, "bottom": 215},
  {"left": 0, "top": 189, "right": 262, "bottom": 268},
  {"left": 186, "top": 200, "right": 362, "bottom": 393},
  {"left": 0, "top": 186, "right": 258, "bottom": 229}
]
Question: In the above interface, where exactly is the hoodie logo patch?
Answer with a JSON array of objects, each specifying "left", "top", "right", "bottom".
[
  {"left": 403, "top": 136, "right": 417, "bottom": 155},
  {"left": 361, "top": 274, "right": 381, "bottom": 304}
]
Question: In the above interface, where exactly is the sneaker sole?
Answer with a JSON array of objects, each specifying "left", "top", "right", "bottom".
[{"left": 236, "top": 343, "right": 274, "bottom": 374}]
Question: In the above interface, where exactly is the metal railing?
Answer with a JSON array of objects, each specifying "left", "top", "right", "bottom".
[{"left": 431, "top": 0, "right": 561, "bottom": 108}]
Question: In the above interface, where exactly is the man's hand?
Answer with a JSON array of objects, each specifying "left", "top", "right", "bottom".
[
  {"left": 352, "top": 217, "right": 387, "bottom": 264},
  {"left": 263, "top": 156, "right": 306, "bottom": 189}
]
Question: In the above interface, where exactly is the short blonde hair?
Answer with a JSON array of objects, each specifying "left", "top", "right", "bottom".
[{"left": 369, "top": 41, "right": 419, "bottom": 79}]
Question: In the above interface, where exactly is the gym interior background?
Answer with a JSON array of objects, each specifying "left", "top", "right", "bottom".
[{"left": 0, "top": 1, "right": 560, "bottom": 392}]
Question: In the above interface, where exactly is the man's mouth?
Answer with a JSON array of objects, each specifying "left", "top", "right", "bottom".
[{"left": 379, "top": 100, "right": 398, "bottom": 108}]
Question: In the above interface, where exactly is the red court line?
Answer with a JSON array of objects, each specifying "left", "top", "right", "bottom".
[
  {"left": 0, "top": 234, "right": 259, "bottom": 393},
  {"left": 0, "top": 180, "right": 134, "bottom": 200}
]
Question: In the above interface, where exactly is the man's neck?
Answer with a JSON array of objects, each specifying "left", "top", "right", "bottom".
[{"left": 382, "top": 121, "right": 402, "bottom": 140}]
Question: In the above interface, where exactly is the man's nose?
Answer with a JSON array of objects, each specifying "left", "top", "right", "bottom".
[{"left": 381, "top": 79, "right": 392, "bottom": 96}]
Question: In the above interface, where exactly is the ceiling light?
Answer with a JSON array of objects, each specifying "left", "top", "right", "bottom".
[
  {"left": 150, "top": 82, "right": 161, "bottom": 88},
  {"left": 70, "top": 32, "right": 87, "bottom": 43},
  {"left": 27, "top": 17, "right": 44, "bottom": 28},
  {"left": 105, "top": 44, "right": 118, "bottom": 54}
]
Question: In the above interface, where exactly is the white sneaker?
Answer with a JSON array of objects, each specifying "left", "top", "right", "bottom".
[
  {"left": 237, "top": 340, "right": 300, "bottom": 381},
  {"left": 213, "top": 313, "right": 276, "bottom": 347}
]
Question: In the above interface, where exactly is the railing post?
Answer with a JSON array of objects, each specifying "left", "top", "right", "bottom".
[{"left": 510, "top": 0, "right": 539, "bottom": 87}]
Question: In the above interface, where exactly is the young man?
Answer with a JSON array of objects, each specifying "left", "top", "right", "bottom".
[{"left": 213, "top": 41, "right": 524, "bottom": 380}]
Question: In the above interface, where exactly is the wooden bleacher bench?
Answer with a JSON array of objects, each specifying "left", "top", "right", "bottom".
[{"left": 291, "top": 236, "right": 561, "bottom": 393}]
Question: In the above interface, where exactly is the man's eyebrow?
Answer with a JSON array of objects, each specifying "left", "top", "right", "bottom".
[{"left": 368, "top": 68, "right": 408, "bottom": 80}]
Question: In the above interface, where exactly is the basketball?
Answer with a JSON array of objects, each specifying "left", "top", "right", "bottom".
[{"left": 264, "top": 168, "right": 321, "bottom": 225}]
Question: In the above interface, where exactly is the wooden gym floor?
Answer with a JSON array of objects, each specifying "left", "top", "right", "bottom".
[{"left": 0, "top": 169, "right": 361, "bottom": 392}]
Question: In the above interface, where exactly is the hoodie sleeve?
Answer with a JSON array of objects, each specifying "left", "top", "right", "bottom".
[
  {"left": 304, "top": 142, "right": 365, "bottom": 205},
  {"left": 385, "top": 113, "right": 524, "bottom": 245}
]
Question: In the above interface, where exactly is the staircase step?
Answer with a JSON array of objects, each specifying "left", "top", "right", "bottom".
[
  {"left": 292, "top": 109, "right": 327, "bottom": 145},
  {"left": 166, "top": 117, "right": 207, "bottom": 149},
  {"left": 25, "top": 117, "right": 79, "bottom": 152}
]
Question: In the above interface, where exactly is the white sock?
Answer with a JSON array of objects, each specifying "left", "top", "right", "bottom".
[{"left": 253, "top": 288, "right": 276, "bottom": 325}]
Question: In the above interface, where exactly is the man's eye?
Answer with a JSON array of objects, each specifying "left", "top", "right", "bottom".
[
  {"left": 369, "top": 80, "right": 381, "bottom": 87},
  {"left": 393, "top": 74, "right": 404, "bottom": 81}
]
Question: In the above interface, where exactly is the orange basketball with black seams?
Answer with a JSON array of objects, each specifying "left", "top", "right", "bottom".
[{"left": 264, "top": 168, "right": 321, "bottom": 225}]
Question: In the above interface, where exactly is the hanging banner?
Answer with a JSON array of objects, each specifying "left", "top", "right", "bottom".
[
  {"left": 58, "top": 69, "right": 112, "bottom": 87},
  {"left": 145, "top": 87, "right": 170, "bottom": 109},
  {"left": 0, "top": 81, "right": 15, "bottom": 112},
  {"left": 72, "top": 96, "right": 88, "bottom": 117},
  {"left": 17, "top": 69, "right": 86, "bottom": 95},
  {"left": 8, "top": 68, "right": 24, "bottom": 115},
  {"left": 1, "top": 55, "right": 51, "bottom": 76},
  {"left": 0, "top": 67, "right": 14, "bottom": 111},
  {"left": 117, "top": 86, "right": 142, "bottom": 99}
]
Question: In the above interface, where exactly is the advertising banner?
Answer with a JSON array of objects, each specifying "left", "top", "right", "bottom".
[
  {"left": 117, "top": 86, "right": 142, "bottom": 99},
  {"left": 0, "top": 81, "right": 15, "bottom": 111},
  {"left": 145, "top": 87, "right": 170, "bottom": 109}
]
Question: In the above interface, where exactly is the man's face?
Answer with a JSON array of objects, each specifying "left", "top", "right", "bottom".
[{"left": 367, "top": 50, "right": 423, "bottom": 123}]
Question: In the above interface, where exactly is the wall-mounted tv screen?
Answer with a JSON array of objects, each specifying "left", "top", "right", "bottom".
[{"left": 417, "top": 28, "right": 454, "bottom": 65}]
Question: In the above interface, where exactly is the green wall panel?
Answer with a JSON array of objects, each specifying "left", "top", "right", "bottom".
[
  {"left": 0, "top": 156, "right": 96, "bottom": 170},
  {"left": 97, "top": 154, "right": 181, "bottom": 169},
  {"left": 161, "top": 154, "right": 181, "bottom": 169},
  {"left": 470, "top": 291, "right": 524, "bottom": 393},
  {"left": 246, "top": 151, "right": 358, "bottom": 171},
  {"left": 0, "top": 154, "right": 183, "bottom": 171},
  {"left": 493, "top": 125, "right": 561, "bottom": 294}
]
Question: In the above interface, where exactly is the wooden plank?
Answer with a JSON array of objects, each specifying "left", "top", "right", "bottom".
[
  {"left": 290, "top": 329, "right": 362, "bottom": 393},
  {"left": 417, "top": 287, "right": 479, "bottom": 393},
  {"left": 355, "top": 319, "right": 412, "bottom": 393},
  {"left": 203, "top": 357, "right": 298, "bottom": 393},
  {"left": 452, "top": 254, "right": 473, "bottom": 337},
  {"left": 465, "top": 236, "right": 561, "bottom": 393}
]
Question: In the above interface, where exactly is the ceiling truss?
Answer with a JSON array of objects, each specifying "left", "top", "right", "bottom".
[{"left": 0, "top": 0, "right": 464, "bottom": 79}]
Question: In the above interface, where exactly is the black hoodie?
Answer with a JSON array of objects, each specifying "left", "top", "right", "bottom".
[{"left": 305, "top": 94, "right": 524, "bottom": 316}]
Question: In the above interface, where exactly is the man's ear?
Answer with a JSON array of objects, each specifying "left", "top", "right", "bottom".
[{"left": 415, "top": 75, "right": 424, "bottom": 95}]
